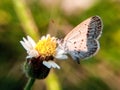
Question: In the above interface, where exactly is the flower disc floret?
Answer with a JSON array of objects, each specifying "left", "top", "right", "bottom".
[{"left": 35, "top": 35, "right": 57, "bottom": 57}]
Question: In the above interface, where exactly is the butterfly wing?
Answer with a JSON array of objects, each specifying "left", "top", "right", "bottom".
[{"left": 61, "top": 16, "right": 103, "bottom": 63}]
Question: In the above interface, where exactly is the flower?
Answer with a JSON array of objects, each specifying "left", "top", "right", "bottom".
[{"left": 20, "top": 34, "right": 68, "bottom": 74}]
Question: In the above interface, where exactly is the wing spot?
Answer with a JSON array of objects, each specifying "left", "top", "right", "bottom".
[
  {"left": 74, "top": 41, "right": 76, "bottom": 44},
  {"left": 87, "top": 33, "right": 89, "bottom": 37},
  {"left": 79, "top": 31, "right": 81, "bottom": 34}
]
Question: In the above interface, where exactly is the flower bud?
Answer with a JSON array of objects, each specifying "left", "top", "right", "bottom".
[{"left": 23, "top": 56, "right": 54, "bottom": 79}]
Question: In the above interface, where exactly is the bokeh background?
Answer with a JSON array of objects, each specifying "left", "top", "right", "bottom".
[{"left": 0, "top": 0, "right": 120, "bottom": 90}]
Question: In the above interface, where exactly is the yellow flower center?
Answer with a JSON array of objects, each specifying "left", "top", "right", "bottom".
[{"left": 35, "top": 35, "right": 56, "bottom": 57}]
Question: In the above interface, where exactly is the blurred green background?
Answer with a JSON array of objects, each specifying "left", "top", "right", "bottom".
[{"left": 0, "top": 0, "right": 120, "bottom": 90}]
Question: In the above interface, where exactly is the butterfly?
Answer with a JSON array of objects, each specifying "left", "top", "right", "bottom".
[{"left": 58, "top": 16, "right": 103, "bottom": 64}]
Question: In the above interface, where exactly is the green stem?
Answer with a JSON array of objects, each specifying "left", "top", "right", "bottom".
[
  {"left": 24, "top": 78, "right": 35, "bottom": 90},
  {"left": 13, "top": 0, "right": 40, "bottom": 41}
]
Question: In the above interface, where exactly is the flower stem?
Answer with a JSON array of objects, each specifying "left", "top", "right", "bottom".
[{"left": 24, "top": 78, "right": 35, "bottom": 90}]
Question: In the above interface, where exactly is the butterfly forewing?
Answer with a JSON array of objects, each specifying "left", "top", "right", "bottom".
[{"left": 62, "top": 16, "right": 103, "bottom": 63}]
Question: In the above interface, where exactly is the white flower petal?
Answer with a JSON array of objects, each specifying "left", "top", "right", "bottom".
[
  {"left": 56, "top": 47, "right": 66, "bottom": 55},
  {"left": 48, "top": 61, "right": 56, "bottom": 68},
  {"left": 51, "top": 37, "right": 56, "bottom": 40},
  {"left": 27, "top": 36, "right": 36, "bottom": 47},
  {"left": 55, "top": 47, "right": 68, "bottom": 60},
  {"left": 48, "top": 61, "right": 60, "bottom": 69},
  {"left": 46, "top": 34, "right": 50, "bottom": 39},
  {"left": 41, "top": 36, "right": 45, "bottom": 40},
  {"left": 51, "top": 61, "right": 60, "bottom": 69},
  {"left": 55, "top": 54, "right": 68, "bottom": 60},
  {"left": 27, "top": 49, "right": 39, "bottom": 57},
  {"left": 43, "top": 61, "right": 60, "bottom": 69},
  {"left": 20, "top": 41, "right": 30, "bottom": 51},
  {"left": 23, "top": 37, "right": 33, "bottom": 49},
  {"left": 43, "top": 61, "right": 51, "bottom": 68},
  {"left": 20, "top": 36, "right": 39, "bottom": 58},
  {"left": 26, "top": 55, "right": 33, "bottom": 60},
  {"left": 51, "top": 37, "right": 56, "bottom": 42}
]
